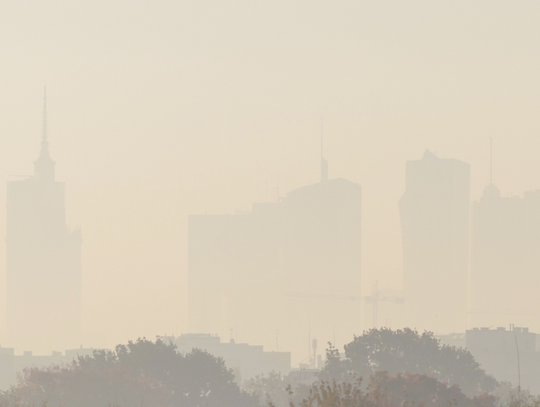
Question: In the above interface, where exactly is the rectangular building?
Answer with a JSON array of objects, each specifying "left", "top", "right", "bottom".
[
  {"left": 470, "top": 187, "right": 540, "bottom": 329},
  {"left": 399, "top": 150, "right": 470, "bottom": 333},
  {"left": 188, "top": 175, "right": 362, "bottom": 358}
]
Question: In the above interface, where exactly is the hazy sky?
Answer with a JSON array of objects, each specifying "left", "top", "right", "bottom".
[{"left": 1, "top": 1, "right": 540, "bottom": 354}]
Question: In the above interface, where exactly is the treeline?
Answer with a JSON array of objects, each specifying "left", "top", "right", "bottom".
[
  {"left": 249, "top": 328, "right": 500, "bottom": 407},
  {"left": 0, "top": 338, "right": 255, "bottom": 407},
  {"left": 0, "top": 329, "right": 533, "bottom": 407}
]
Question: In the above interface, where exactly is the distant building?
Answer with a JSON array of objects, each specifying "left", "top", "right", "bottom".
[
  {"left": 0, "top": 346, "right": 101, "bottom": 391},
  {"left": 436, "top": 332, "right": 466, "bottom": 349},
  {"left": 279, "top": 178, "right": 362, "bottom": 353},
  {"left": 188, "top": 202, "right": 281, "bottom": 344},
  {"left": 439, "top": 326, "right": 540, "bottom": 393},
  {"left": 6, "top": 94, "right": 81, "bottom": 353},
  {"left": 163, "top": 334, "right": 291, "bottom": 380},
  {"left": 287, "top": 368, "right": 320, "bottom": 387},
  {"left": 466, "top": 326, "right": 540, "bottom": 393},
  {"left": 188, "top": 159, "right": 362, "bottom": 355},
  {"left": 399, "top": 150, "right": 470, "bottom": 333},
  {"left": 470, "top": 186, "right": 540, "bottom": 329}
]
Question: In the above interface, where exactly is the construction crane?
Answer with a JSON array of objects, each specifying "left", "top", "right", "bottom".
[
  {"left": 283, "top": 280, "right": 404, "bottom": 329},
  {"left": 468, "top": 309, "right": 540, "bottom": 316},
  {"left": 364, "top": 281, "right": 404, "bottom": 329},
  {"left": 7, "top": 173, "right": 32, "bottom": 178},
  {"left": 283, "top": 292, "right": 361, "bottom": 301}
]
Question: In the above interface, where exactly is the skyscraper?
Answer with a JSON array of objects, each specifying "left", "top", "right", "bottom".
[
  {"left": 470, "top": 185, "right": 540, "bottom": 329},
  {"left": 399, "top": 150, "right": 470, "bottom": 333},
  {"left": 6, "top": 92, "right": 81, "bottom": 353},
  {"left": 188, "top": 202, "right": 281, "bottom": 341},
  {"left": 188, "top": 158, "right": 362, "bottom": 356},
  {"left": 279, "top": 177, "right": 362, "bottom": 354}
]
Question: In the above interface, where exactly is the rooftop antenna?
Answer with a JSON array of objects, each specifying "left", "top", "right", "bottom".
[
  {"left": 490, "top": 137, "right": 493, "bottom": 185},
  {"left": 308, "top": 323, "right": 311, "bottom": 368},
  {"left": 514, "top": 334, "right": 521, "bottom": 404},
  {"left": 320, "top": 118, "right": 328, "bottom": 182},
  {"left": 43, "top": 87, "right": 47, "bottom": 142}
]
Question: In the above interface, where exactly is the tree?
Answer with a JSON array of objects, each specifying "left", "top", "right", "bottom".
[
  {"left": 320, "top": 328, "right": 497, "bottom": 397},
  {"left": 245, "top": 371, "right": 290, "bottom": 407},
  {"left": 287, "top": 373, "right": 496, "bottom": 407},
  {"left": 368, "top": 371, "right": 496, "bottom": 407},
  {"left": 286, "top": 378, "right": 376, "bottom": 407},
  {"left": 1, "top": 337, "right": 258, "bottom": 407},
  {"left": 244, "top": 371, "right": 313, "bottom": 407}
]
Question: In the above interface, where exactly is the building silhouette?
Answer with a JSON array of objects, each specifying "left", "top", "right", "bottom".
[
  {"left": 439, "top": 326, "right": 540, "bottom": 394},
  {"left": 188, "top": 158, "right": 361, "bottom": 354},
  {"left": 469, "top": 185, "right": 540, "bottom": 328},
  {"left": 279, "top": 177, "right": 362, "bottom": 346},
  {"left": 6, "top": 93, "right": 81, "bottom": 353},
  {"left": 162, "top": 334, "right": 291, "bottom": 381},
  {"left": 399, "top": 150, "right": 469, "bottom": 333},
  {"left": 188, "top": 201, "right": 281, "bottom": 340}
]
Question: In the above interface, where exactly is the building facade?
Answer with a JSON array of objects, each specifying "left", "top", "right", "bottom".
[
  {"left": 6, "top": 103, "right": 81, "bottom": 353},
  {"left": 399, "top": 150, "right": 470, "bottom": 333},
  {"left": 163, "top": 334, "right": 291, "bottom": 380},
  {"left": 470, "top": 186, "right": 540, "bottom": 329},
  {"left": 188, "top": 165, "right": 361, "bottom": 357},
  {"left": 439, "top": 326, "right": 540, "bottom": 394}
]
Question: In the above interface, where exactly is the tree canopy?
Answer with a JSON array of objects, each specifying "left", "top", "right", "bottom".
[
  {"left": 1, "top": 337, "right": 258, "bottom": 407},
  {"left": 286, "top": 373, "right": 496, "bottom": 407},
  {"left": 320, "top": 328, "right": 497, "bottom": 397}
]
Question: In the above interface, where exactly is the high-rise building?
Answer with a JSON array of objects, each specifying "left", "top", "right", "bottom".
[
  {"left": 6, "top": 93, "right": 81, "bottom": 353},
  {"left": 469, "top": 185, "right": 540, "bottom": 329},
  {"left": 279, "top": 178, "right": 362, "bottom": 349},
  {"left": 188, "top": 202, "right": 281, "bottom": 341},
  {"left": 188, "top": 159, "right": 361, "bottom": 357},
  {"left": 399, "top": 150, "right": 470, "bottom": 333}
]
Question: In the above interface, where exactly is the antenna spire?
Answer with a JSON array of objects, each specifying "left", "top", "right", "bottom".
[
  {"left": 34, "top": 87, "right": 55, "bottom": 181},
  {"left": 320, "top": 118, "right": 328, "bottom": 182},
  {"left": 43, "top": 87, "right": 47, "bottom": 141},
  {"left": 490, "top": 137, "right": 493, "bottom": 185}
]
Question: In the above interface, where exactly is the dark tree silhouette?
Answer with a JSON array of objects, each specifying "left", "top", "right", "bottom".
[
  {"left": 320, "top": 328, "right": 497, "bottom": 397},
  {"left": 1, "top": 337, "right": 257, "bottom": 407},
  {"left": 286, "top": 373, "right": 496, "bottom": 407},
  {"left": 368, "top": 371, "right": 496, "bottom": 407}
]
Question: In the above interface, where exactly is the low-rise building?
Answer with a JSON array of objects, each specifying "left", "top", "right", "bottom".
[
  {"left": 0, "top": 346, "right": 103, "bottom": 390},
  {"left": 163, "top": 333, "right": 291, "bottom": 381},
  {"left": 440, "top": 326, "right": 540, "bottom": 394},
  {"left": 466, "top": 326, "right": 540, "bottom": 392}
]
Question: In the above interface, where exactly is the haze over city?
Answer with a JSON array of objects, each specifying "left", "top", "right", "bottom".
[{"left": 2, "top": 3, "right": 540, "bottom": 404}]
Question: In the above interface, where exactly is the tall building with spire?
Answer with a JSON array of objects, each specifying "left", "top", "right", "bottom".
[
  {"left": 188, "top": 145, "right": 361, "bottom": 358},
  {"left": 6, "top": 91, "right": 81, "bottom": 353}
]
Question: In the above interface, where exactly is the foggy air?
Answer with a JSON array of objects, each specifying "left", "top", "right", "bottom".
[{"left": 1, "top": 1, "right": 540, "bottom": 406}]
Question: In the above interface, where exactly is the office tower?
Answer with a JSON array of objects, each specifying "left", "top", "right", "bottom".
[
  {"left": 188, "top": 159, "right": 361, "bottom": 355},
  {"left": 188, "top": 202, "right": 281, "bottom": 342},
  {"left": 470, "top": 185, "right": 540, "bottom": 329},
  {"left": 399, "top": 150, "right": 470, "bottom": 333},
  {"left": 6, "top": 94, "right": 81, "bottom": 352},
  {"left": 279, "top": 176, "right": 362, "bottom": 354}
]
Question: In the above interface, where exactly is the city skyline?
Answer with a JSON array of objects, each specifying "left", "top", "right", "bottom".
[
  {"left": 6, "top": 100, "right": 540, "bottom": 359},
  {"left": 2, "top": 1, "right": 540, "bottom": 365}
]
